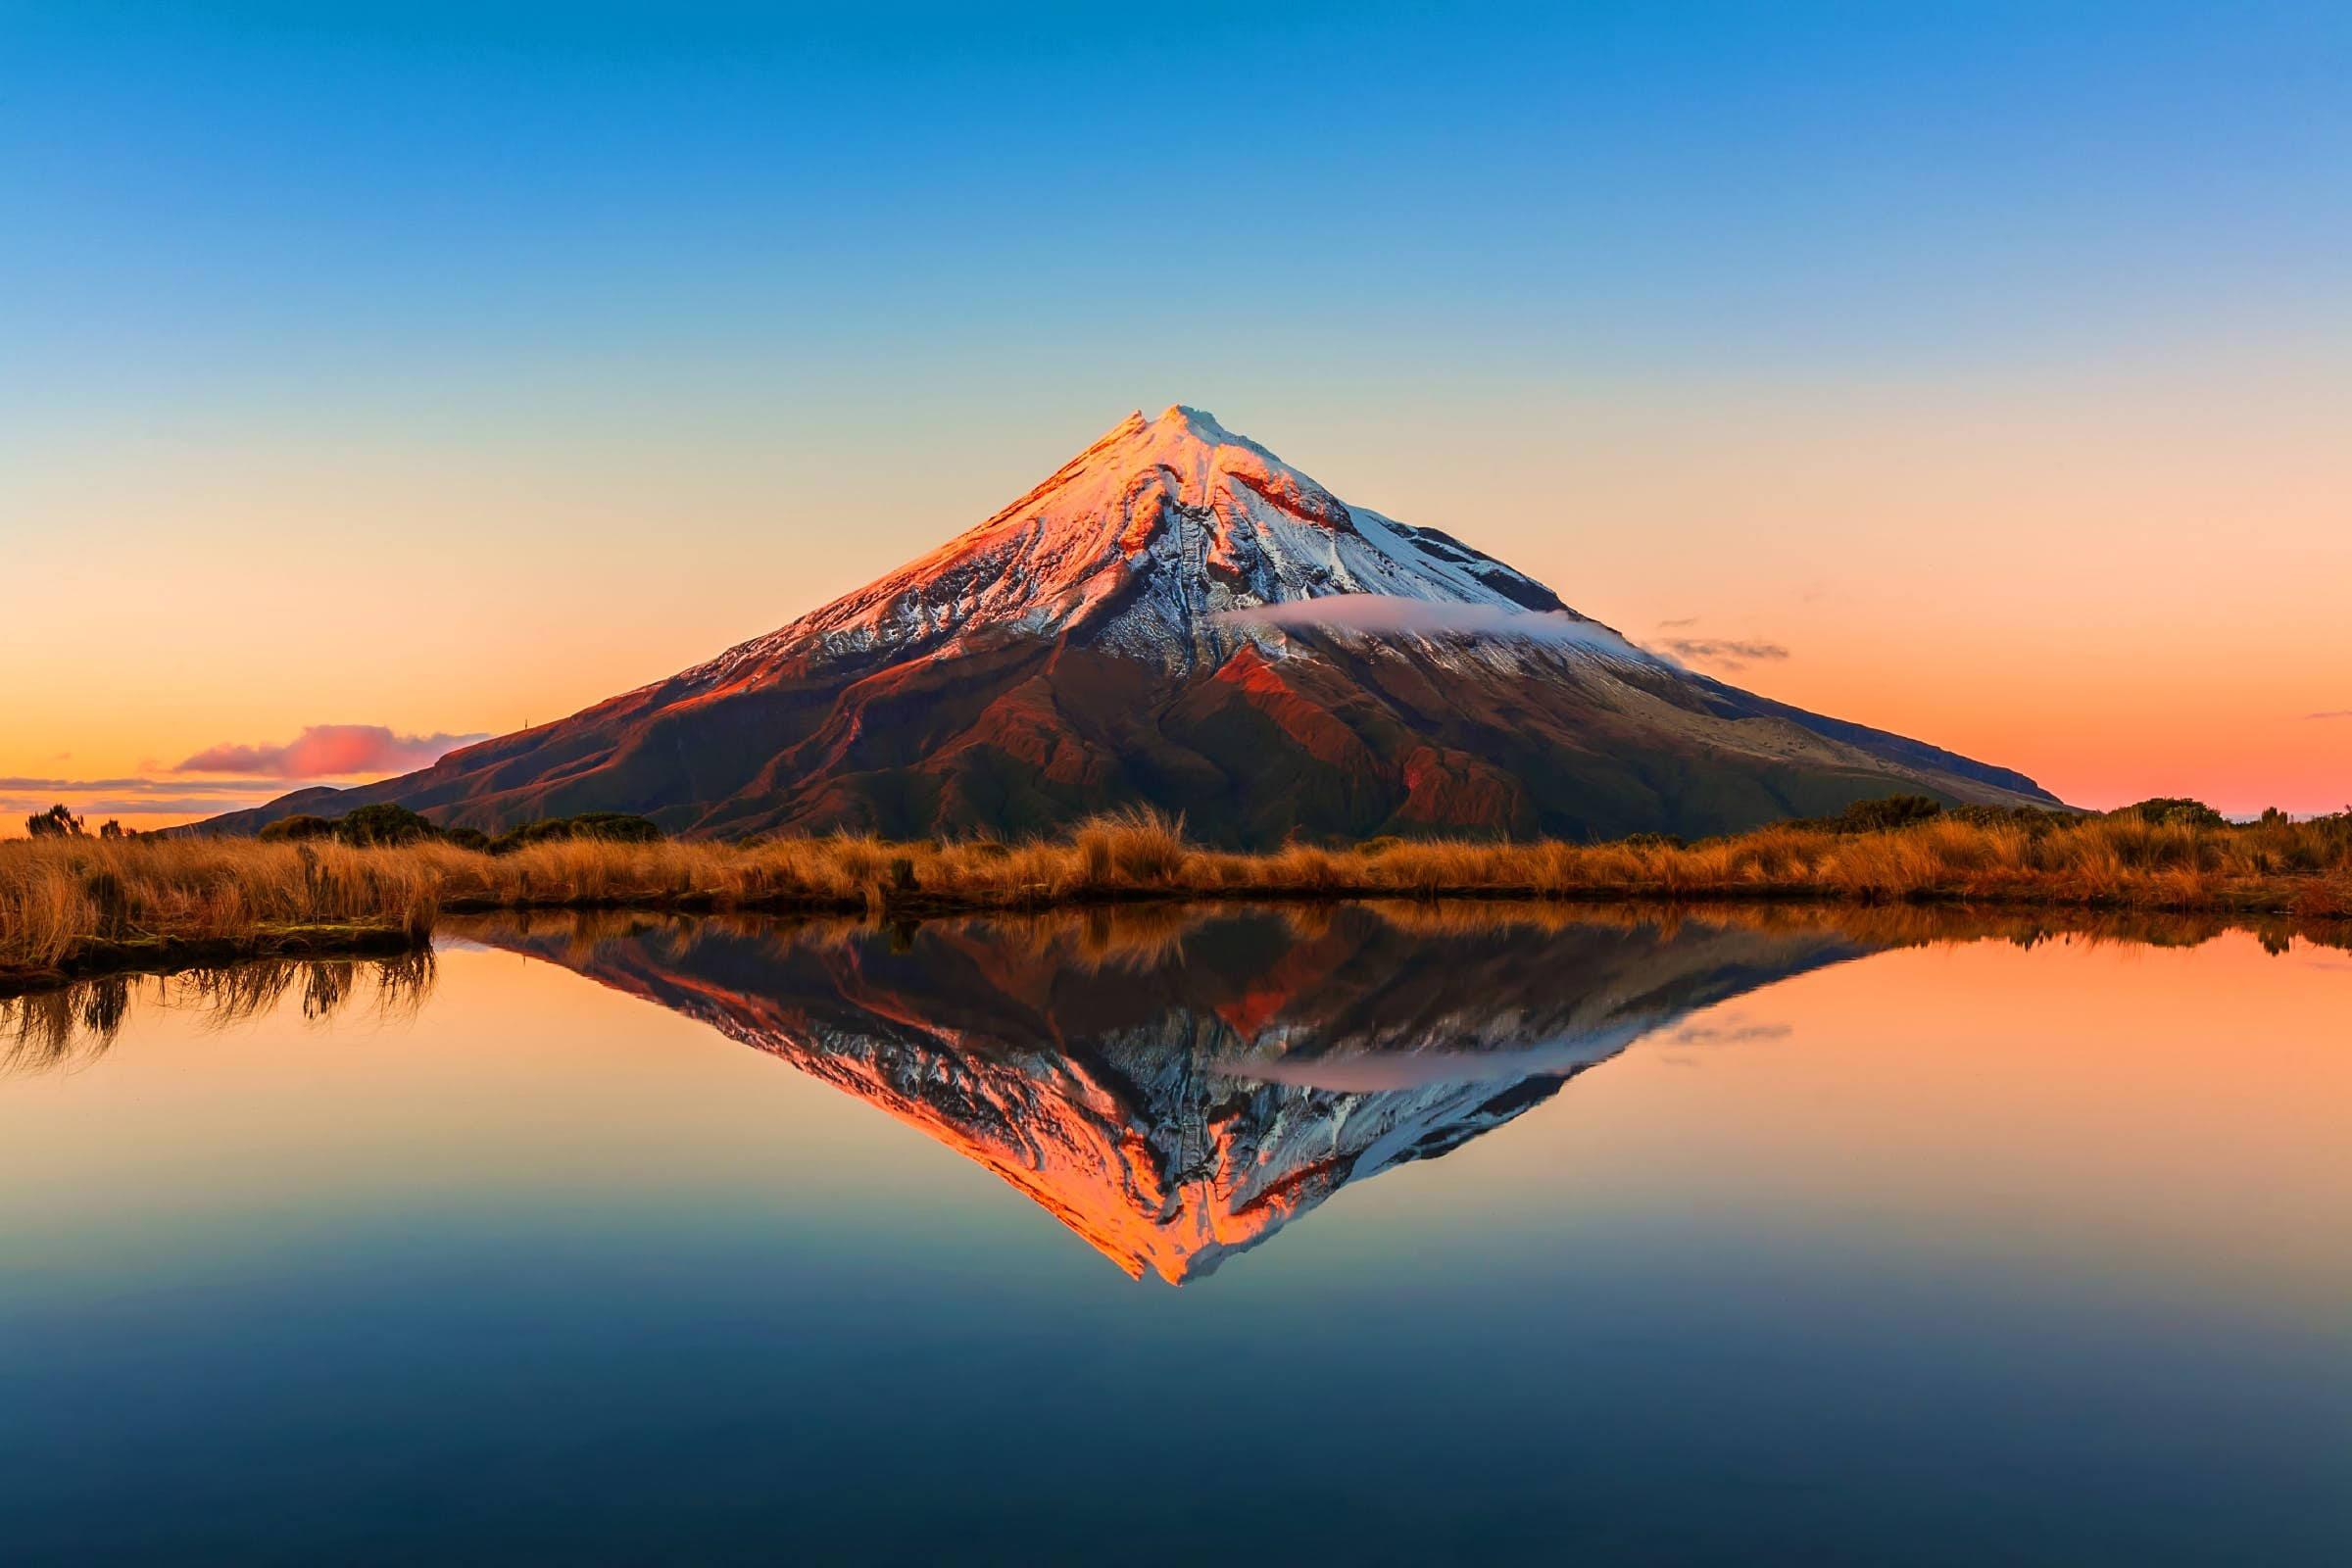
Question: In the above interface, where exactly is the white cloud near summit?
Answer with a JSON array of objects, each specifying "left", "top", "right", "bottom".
[{"left": 1211, "top": 595, "right": 1647, "bottom": 657}]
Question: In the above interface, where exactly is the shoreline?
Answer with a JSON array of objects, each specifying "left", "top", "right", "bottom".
[
  {"left": 6, "top": 807, "right": 2350, "bottom": 995},
  {"left": 9, "top": 877, "right": 2351, "bottom": 998}
]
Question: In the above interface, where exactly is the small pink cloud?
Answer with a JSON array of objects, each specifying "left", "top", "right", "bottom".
[
  {"left": 1650, "top": 636, "right": 1791, "bottom": 674},
  {"left": 174, "top": 724, "right": 488, "bottom": 779}
]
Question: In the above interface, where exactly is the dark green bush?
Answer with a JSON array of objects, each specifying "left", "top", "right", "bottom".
[
  {"left": 441, "top": 826, "right": 492, "bottom": 853},
  {"left": 568, "top": 812, "right": 662, "bottom": 843},
  {"left": 1947, "top": 803, "right": 2073, "bottom": 832},
  {"left": 1826, "top": 795, "right": 1944, "bottom": 834},
  {"left": 24, "top": 804, "right": 84, "bottom": 839},
  {"left": 2110, "top": 797, "right": 2228, "bottom": 830},
  {"left": 333, "top": 803, "right": 438, "bottom": 847},
  {"left": 259, "top": 814, "right": 338, "bottom": 844},
  {"left": 488, "top": 813, "right": 664, "bottom": 855},
  {"left": 1618, "top": 832, "right": 1687, "bottom": 851}
]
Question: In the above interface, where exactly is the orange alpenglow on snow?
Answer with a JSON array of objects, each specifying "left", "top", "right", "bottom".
[{"left": 475, "top": 905, "right": 1854, "bottom": 1282}]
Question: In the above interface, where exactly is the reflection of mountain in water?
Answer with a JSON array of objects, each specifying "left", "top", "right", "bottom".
[{"left": 477, "top": 906, "right": 1862, "bottom": 1283}]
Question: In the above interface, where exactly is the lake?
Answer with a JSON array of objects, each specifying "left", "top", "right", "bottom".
[{"left": 2, "top": 905, "right": 2346, "bottom": 1564}]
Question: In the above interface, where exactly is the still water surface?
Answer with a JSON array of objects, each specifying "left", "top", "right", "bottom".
[{"left": 2, "top": 906, "right": 2346, "bottom": 1564}]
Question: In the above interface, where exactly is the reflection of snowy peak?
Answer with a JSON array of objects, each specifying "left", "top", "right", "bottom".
[
  {"left": 207, "top": 405, "right": 2060, "bottom": 846},
  {"left": 689, "top": 406, "right": 1585, "bottom": 681},
  {"left": 480, "top": 907, "right": 1862, "bottom": 1283},
  {"left": 760, "top": 1011, "right": 1569, "bottom": 1284}
]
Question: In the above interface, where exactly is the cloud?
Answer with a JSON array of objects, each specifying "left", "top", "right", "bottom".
[
  {"left": 1211, "top": 595, "right": 1650, "bottom": 658},
  {"left": 4, "top": 794, "right": 323, "bottom": 819},
  {"left": 2305, "top": 710, "right": 2352, "bottom": 721},
  {"left": 173, "top": 724, "right": 487, "bottom": 779},
  {"left": 0, "top": 776, "right": 297, "bottom": 796},
  {"left": 2, "top": 775, "right": 322, "bottom": 827},
  {"left": 1661, "top": 1019, "right": 1792, "bottom": 1046},
  {"left": 1651, "top": 637, "right": 1791, "bottom": 671}
]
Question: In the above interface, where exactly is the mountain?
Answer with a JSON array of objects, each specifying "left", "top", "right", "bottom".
[
  {"left": 466, "top": 905, "right": 1867, "bottom": 1281},
  {"left": 207, "top": 405, "right": 2059, "bottom": 844}
]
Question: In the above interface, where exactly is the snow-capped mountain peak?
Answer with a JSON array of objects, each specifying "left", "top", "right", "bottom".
[
  {"left": 199, "top": 404, "right": 2062, "bottom": 847},
  {"left": 692, "top": 405, "right": 1581, "bottom": 679}
]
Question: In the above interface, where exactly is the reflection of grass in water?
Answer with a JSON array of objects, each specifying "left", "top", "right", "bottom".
[
  {"left": 447, "top": 897, "right": 2352, "bottom": 981},
  {"left": 6, "top": 807, "right": 2352, "bottom": 984},
  {"left": 1, "top": 952, "right": 438, "bottom": 1076},
  {"left": 9, "top": 893, "right": 2344, "bottom": 1079},
  {"left": 0, "top": 978, "right": 133, "bottom": 1074}
]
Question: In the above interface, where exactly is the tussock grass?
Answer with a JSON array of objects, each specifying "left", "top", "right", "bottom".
[
  {"left": 0, "top": 835, "right": 440, "bottom": 983},
  {"left": 7, "top": 807, "right": 2352, "bottom": 986}
]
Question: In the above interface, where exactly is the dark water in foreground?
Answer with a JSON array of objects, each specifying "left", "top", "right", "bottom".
[{"left": 2, "top": 906, "right": 2347, "bottom": 1565}]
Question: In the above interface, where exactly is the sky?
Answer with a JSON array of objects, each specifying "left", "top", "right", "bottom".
[{"left": 4, "top": 0, "right": 2348, "bottom": 829}]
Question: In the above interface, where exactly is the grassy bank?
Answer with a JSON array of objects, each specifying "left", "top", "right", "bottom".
[{"left": 5, "top": 805, "right": 2351, "bottom": 989}]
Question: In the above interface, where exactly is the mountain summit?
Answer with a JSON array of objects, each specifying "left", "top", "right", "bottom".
[
  {"left": 682, "top": 403, "right": 1581, "bottom": 681},
  {"left": 211, "top": 406, "right": 2058, "bottom": 844}
]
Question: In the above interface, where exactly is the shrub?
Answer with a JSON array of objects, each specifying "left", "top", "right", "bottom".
[
  {"left": 1828, "top": 795, "right": 1944, "bottom": 834},
  {"left": 1618, "top": 832, "right": 1687, "bottom": 851},
  {"left": 441, "top": 827, "right": 491, "bottom": 853},
  {"left": 2111, "top": 797, "right": 2228, "bottom": 830},
  {"left": 489, "top": 812, "right": 664, "bottom": 855},
  {"left": 259, "top": 814, "right": 337, "bottom": 844},
  {"left": 24, "top": 805, "right": 83, "bottom": 839},
  {"left": 1948, "top": 804, "right": 2068, "bottom": 831},
  {"left": 334, "top": 804, "right": 438, "bottom": 847},
  {"left": 568, "top": 812, "right": 663, "bottom": 843}
]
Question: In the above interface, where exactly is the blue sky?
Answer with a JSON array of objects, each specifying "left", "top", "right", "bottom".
[{"left": 12, "top": 0, "right": 2344, "bottom": 415}]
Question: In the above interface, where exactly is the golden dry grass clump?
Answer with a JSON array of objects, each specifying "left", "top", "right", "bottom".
[
  {"left": 0, "top": 834, "right": 441, "bottom": 974},
  {"left": 6, "top": 804, "right": 2351, "bottom": 985}
]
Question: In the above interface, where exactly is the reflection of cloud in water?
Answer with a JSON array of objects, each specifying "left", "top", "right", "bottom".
[
  {"left": 1659, "top": 1017, "right": 1793, "bottom": 1046},
  {"left": 1211, "top": 1027, "right": 1643, "bottom": 1091}
]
